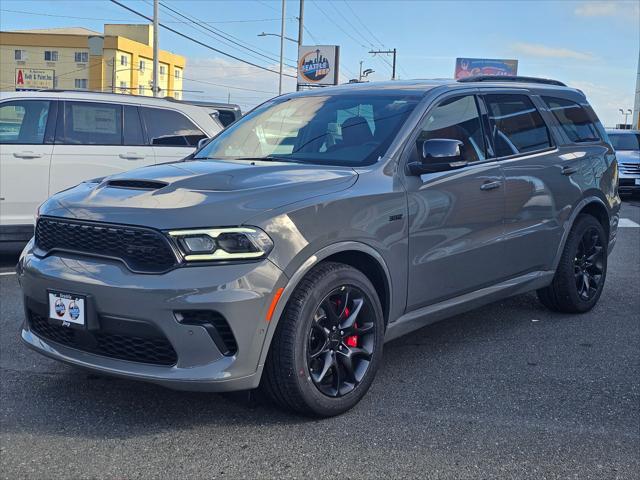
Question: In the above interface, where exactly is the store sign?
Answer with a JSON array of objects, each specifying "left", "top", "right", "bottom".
[
  {"left": 297, "top": 45, "right": 339, "bottom": 86},
  {"left": 15, "top": 68, "right": 55, "bottom": 90},
  {"left": 454, "top": 58, "right": 518, "bottom": 79}
]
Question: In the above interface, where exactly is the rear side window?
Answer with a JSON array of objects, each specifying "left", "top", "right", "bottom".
[
  {"left": 0, "top": 100, "right": 50, "bottom": 144},
  {"left": 140, "top": 107, "right": 206, "bottom": 146},
  {"left": 542, "top": 96, "right": 601, "bottom": 143},
  {"left": 484, "top": 94, "right": 552, "bottom": 157},
  {"left": 64, "top": 102, "right": 122, "bottom": 145}
]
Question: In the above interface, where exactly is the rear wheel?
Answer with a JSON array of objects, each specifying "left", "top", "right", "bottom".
[
  {"left": 262, "top": 262, "right": 384, "bottom": 417},
  {"left": 537, "top": 214, "right": 607, "bottom": 313}
]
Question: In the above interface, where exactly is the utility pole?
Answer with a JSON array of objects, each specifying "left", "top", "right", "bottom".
[
  {"left": 278, "top": 0, "right": 285, "bottom": 95},
  {"left": 369, "top": 48, "right": 397, "bottom": 80},
  {"left": 359, "top": 60, "right": 363, "bottom": 82},
  {"left": 152, "top": 0, "right": 159, "bottom": 97},
  {"left": 296, "top": 0, "right": 304, "bottom": 92}
]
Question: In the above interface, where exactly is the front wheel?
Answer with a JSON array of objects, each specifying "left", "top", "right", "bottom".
[
  {"left": 537, "top": 214, "right": 608, "bottom": 313},
  {"left": 262, "top": 262, "right": 384, "bottom": 417}
]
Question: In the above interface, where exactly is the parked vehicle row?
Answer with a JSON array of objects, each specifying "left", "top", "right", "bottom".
[
  {"left": 0, "top": 91, "right": 231, "bottom": 250},
  {"left": 607, "top": 129, "right": 640, "bottom": 195},
  {"left": 17, "top": 76, "right": 620, "bottom": 416}
]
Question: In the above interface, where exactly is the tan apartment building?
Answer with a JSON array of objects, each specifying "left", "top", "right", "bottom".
[{"left": 0, "top": 24, "right": 185, "bottom": 99}]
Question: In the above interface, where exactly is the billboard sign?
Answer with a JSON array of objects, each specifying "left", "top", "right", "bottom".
[
  {"left": 454, "top": 58, "right": 518, "bottom": 79},
  {"left": 15, "top": 68, "right": 55, "bottom": 90},
  {"left": 297, "top": 45, "right": 339, "bottom": 86}
]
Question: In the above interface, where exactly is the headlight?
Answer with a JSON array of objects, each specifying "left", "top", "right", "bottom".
[{"left": 168, "top": 227, "right": 273, "bottom": 261}]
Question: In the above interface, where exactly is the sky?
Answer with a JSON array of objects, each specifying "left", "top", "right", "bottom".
[{"left": 1, "top": 0, "right": 638, "bottom": 127}]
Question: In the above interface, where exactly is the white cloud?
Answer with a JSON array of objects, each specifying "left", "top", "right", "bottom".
[
  {"left": 574, "top": 1, "right": 618, "bottom": 17},
  {"left": 568, "top": 80, "right": 634, "bottom": 127},
  {"left": 182, "top": 57, "right": 297, "bottom": 111},
  {"left": 511, "top": 42, "right": 594, "bottom": 61}
]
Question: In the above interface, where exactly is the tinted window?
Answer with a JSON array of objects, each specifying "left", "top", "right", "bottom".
[
  {"left": 542, "top": 96, "right": 601, "bottom": 143},
  {"left": 0, "top": 100, "right": 50, "bottom": 144},
  {"left": 140, "top": 107, "right": 206, "bottom": 146},
  {"left": 484, "top": 94, "right": 552, "bottom": 157},
  {"left": 608, "top": 133, "right": 640, "bottom": 151},
  {"left": 418, "top": 95, "right": 486, "bottom": 162},
  {"left": 64, "top": 102, "right": 122, "bottom": 145},
  {"left": 196, "top": 94, "right": 419, "bottom": 167},
  {"left": 124, "top": 106, "right": 144, "bottom": 145}
]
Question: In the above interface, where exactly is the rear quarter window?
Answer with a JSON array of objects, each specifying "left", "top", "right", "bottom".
[{"left": 542, "top": 96, "right": 602, "bottom": 143}]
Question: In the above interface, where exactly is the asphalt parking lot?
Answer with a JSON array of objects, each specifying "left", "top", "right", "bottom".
[{"left": 1, "top": 200, "right": 638, "bottom": 479}]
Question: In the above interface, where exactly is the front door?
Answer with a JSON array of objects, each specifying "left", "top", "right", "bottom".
[
  {"left": 404, "top": 94, "right": 506, "bottom": 311},
  {"left": 49, "top": 101, "right": 154, "bottom": 195},
  {"left": 0, "top": 99, "right": 56, "bottom": 227}
]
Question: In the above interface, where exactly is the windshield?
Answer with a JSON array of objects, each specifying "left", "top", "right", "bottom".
[
  {"left": 609, "top": 133, "right": 640, "bottom": 151},
  {"left": 194, "top": 94, "right": 420, "bottom": 166}
]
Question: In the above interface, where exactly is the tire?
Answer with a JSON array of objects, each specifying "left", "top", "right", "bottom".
[
  {"left": 537, "top": 214, "right": 608, "bottom": 313},
  {"left": 261, "top": 261, "right": 385, "bottom": 417}
]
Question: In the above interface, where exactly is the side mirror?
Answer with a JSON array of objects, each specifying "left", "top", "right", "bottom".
[
  {"left": 408, "top": 138, "right": 468, "bottom": 175},
  {"left": 197, "top": 137, "right": 210, "bottom": 150}
]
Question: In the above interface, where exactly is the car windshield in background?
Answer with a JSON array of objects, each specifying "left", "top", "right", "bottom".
[
  {"left": 609, "top": 133, "right": 640, "bottom": 151},
  {"left": 195, "top": 94, "right": 420, "bottom": 166}
]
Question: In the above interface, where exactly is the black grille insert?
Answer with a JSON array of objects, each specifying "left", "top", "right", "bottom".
[
  {"left": 106, "top": 179, "right": 169, "bottom": 190},
  {"left": 177, "top": 311, "right": 238, "bottom": 356},
  {"left": 35, "top": 217, "right": 177, "bottom": 273},
  {"left": 29, "top": 311, "right": 177, "bottom": 366}
]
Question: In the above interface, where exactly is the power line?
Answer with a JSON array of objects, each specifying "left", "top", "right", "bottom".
[
  {"left": 309, "top": 0, "right": 368, "bottom": 49},
  {"left": 342, "top": 0, "right": 385, "bottom": 48},
  {"left": 109, "top": 0, "right": 296, "bottom": 78},
  {"left": 156, "top": 1, "right": 298, "bottom": 67}
]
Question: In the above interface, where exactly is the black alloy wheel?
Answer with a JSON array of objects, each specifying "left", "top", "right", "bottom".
[
  {"left": 306, "top": 285, "right": 376, "bottom": 397},
  {"left": 573, "top": 226, "right": 605, "bottom": 301}
]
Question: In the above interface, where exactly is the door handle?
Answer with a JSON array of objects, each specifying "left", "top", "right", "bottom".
[
  {"left": 480, "top": 180, "right": 501, "bottom": 191},
  {"left": 119, "top": 153, "right": 145, "bottom": 160},
  {"left": 13, "top": 152, "right": 43, "bottom": 159},
  {"left": 561, "top": 166, "right": 578, "bottom": 176}
]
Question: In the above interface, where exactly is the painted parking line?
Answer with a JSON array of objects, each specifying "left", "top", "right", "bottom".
[
  {"left": 0, "top": 271, "right": 16, "bottom": 276},
  {"left": 619, "top": 218, "right": 640, "bottom": 228}
]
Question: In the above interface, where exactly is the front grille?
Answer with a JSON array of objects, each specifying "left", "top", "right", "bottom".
[
  {"left": 29, "top": 312, "right": 177, "bottom": 366},
  {"left": 35, "top": 217, "right": 177, "bottom": 273},
  {"left": 620, "top": 162, "right": 640, "bottom": 175},
  {"left": 177, "top": 310, "right": 238, "bottom": 356}
]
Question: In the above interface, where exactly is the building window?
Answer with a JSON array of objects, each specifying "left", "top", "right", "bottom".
[
  {"left": 74, "top": 79, "right": 88, "bottom": 89},
  {"left": 74, "top": 52, "right": 88, "bottom": 63},
  {"left": 120, "top": 55, "right": 128, "bottom": 66},
  {"left": 120, "top": 81, "right": 128, "bottom": 93},
  {"left": 139, "top": 60, "right": 145, "bottom": 71},
  {"left": 14, "top": 49, "right": 27, "bottom": 61},
  {"left": 138, "top": 85, "right": 145, "bottom": 95},
  {"left": 174, "top": 91, "right": 181, "bottom": 100},
  {"left": 159, "top": 65, "right": 166, "bottom": 75},
  {"left": 44, "top": 51, "right": 59, "bottom": 62},
  {"left": 174, "top": 69, "right": 181, "bottom": 79}
]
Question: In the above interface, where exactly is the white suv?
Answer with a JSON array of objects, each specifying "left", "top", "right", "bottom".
[{"left": 0, "top": 91, "right": 223, "bottom": 249}]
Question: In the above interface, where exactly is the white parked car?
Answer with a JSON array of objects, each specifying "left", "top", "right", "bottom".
[{"left": 0, "top": 91, "right": 224, "bottom": 249}]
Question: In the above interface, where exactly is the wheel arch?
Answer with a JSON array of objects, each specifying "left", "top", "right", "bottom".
[
  {"left": 256, "top": 242, "right": 394, "bottom": 371},
  {"left": 552, "top": 195, "right": 611, "bottom": 271}
]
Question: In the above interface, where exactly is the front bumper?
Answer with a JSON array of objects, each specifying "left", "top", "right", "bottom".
[{"left": 18, "top": 247, "right": 287, "bottom": 392}]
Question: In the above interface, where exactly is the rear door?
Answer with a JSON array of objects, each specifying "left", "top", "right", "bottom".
[
  {"left": 139, "top": 106, "right": 207, "bottom": 164},
  {"left": 480, "top": 91, "right": 576, "bottom": 277},
  {"left": 0, "top": 99, "right": 56, "bottom": 227},
  {"left": 49, "top": 101, "right": 154, "bottom": 195}
]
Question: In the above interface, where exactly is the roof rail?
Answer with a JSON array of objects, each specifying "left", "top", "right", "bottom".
[{"left": 457, "top": 75, "right": 566, "bottom": 87}]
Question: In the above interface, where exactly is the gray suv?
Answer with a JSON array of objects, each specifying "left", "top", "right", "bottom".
[{"left": 17, "top": 76, "right": 621, "bottom": 417}]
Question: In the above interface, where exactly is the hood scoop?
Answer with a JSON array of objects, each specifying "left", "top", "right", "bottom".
[{"left": 105, "top": 179, "right": 168, "bottom": 191}]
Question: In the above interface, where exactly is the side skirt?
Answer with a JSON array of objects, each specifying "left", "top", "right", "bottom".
[{"left": 385, "top": 270, "right": 555, "bottom": 342}]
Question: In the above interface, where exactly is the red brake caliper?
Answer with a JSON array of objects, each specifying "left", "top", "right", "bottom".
[{"left": 343, "top": 307, "right": 358, "bottom": 347}]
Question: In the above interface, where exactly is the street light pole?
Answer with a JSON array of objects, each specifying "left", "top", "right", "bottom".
[
  {"left": 152, "top": 0, "right": 159, "bottom": 97},
  {"left": 296, "top": 0, "right": 304, "bottom": 92},
  {"left": 278, "top": 0, "right": 286, "bottom": 95}
]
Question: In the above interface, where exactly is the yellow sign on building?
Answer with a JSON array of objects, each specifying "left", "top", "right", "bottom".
[
  {"left": 15, "top": 68, "right": 55, "bottom": 90},
  {"left": 1, "top": 25, "right": 185, "bottom": 99}
]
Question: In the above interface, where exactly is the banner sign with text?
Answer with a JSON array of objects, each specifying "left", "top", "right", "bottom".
[
  {"left": 454, "top": 58, "right": 518, "bottom": 79},
  {"left": 15, "top": 68, "right": 55, "bottom": 90}
]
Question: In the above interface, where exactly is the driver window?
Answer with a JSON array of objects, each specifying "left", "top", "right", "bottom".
[{"left": 418, "top": 95, "right": 486, "bottom": 162}]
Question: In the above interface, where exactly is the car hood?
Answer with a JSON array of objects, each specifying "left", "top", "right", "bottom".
[
  {"left": 616, "top": 150, "right": 640, "bottom": 163},
  {"left": 42, "top": 159, "right": 358, "bottom": 229}
]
